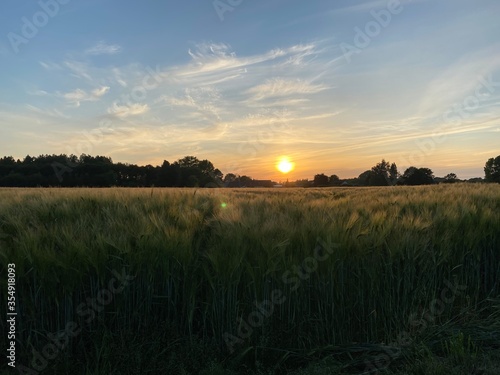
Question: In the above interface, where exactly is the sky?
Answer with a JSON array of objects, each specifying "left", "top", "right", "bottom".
[{"left": 0, "top": 0, "right": 499, "bottom": 181}]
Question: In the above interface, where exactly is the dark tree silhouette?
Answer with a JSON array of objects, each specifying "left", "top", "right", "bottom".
[
  {"left": 354, "top": 160, "right": 398, "bottom": 186},
  {"left": 443, "top": 173, "right": 458, "bottom": 183},
  {"left": 329, "top": 174, "right": 341, "bottom": 186},
  {"left": 313, "top": 173, "right": 329, "bottom": 187},
  {"left": 0, "top": 154, "right": 228, "bottom": 188},
  {"left": 484, "top": 155, "right": 500, "bottom": 183},
  {"left": 370, "top": 159, "right": 399, "bottom": 186},
  {"left": 223, "top": 173, "right": 238, "bottom": 185},
  {"left": 1, "top": 153, "right": 496, "bottom": 188},
  {"left": 389, "top": 163, "right": 399, "bottom": 185},
  {"left": 399, "top": 167, "right": 435, "bottom": 185},
  {"left": 238, "top": 175, "right": 253, "bottom": 187},
  {"left": 357, "top": 170, "right": 373, "bottom": 186}
]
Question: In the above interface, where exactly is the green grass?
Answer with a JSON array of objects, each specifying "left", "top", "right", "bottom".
[{"left": 0, "top": 184, "right": 499, "bottom": 374}]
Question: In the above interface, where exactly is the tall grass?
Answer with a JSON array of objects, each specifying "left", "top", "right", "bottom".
[{"left": 0, "top": 184, "right": 499, "bottom": 373}]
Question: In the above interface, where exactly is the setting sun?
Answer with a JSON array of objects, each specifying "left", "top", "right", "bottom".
[{"left": 276, "top": 157, "right": 294, "bottom": 174}]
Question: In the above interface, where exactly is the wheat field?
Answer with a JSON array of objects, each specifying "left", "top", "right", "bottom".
[{"left": 1, "top": 184, "right": 499, "bottom": 374}]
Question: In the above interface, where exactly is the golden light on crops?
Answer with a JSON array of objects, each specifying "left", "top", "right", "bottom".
[{"left": 276, "top": 157, "right": 294, "bottom": 174}]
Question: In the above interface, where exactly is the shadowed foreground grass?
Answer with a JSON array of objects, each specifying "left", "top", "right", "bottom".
[{"left": 0, "top": 184, "right": 499, "bottom": 374}]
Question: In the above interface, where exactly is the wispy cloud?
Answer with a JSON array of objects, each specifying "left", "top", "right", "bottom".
[
  {"left": 159, "top": 87, "right": 226, "bottom": 133},
  {"left": 62, "top": 86, "right": 110, "bottom": 107},
  {"left": 85, "top": 41, "right": 122, "bottom": 55},
  {"left": 39, "top": 61, "right": 62, "bottom": 70},
  {"left": 171, "top": 43, "right": 321, "bottom": 84},
  {"left": 27, "top": 89, "right": 49, "bottom": 96},
  {"left": 63, "top": 89, "right": 87, "bottom": 107},
  {"left": 246, "top": 78, "right": 327, "bottom": 102},
  {"left": 64, "top": 60, "right": 93, "bottom": 81},
  {"left": 92, "top": 86, "right": 110, "bottom": 98},
  {"left": 281, "top": 44, "right": 319, "bottom": 66},
  {"left": 107, "top": 102, "right": 150, "bottom": 118},
  {"left": 417, "top": 46, "right": 500, "bottom": 118},
  {"left": 25, "top": 104, "right": 70, "bottom": 119},
  {"left": 112, "top": 67, "right": 128, "bottom": 87}
]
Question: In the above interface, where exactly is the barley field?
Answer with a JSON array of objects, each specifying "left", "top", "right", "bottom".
[{"left": 1, "top": 184, "right": 499, "bottom": 374}]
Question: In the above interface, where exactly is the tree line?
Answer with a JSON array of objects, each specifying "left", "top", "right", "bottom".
[
  {"left": 0, "top": 154, "right": 498, "bottom": 187},
  {"left": 312, "top": 160, "right": 437, "bottom": 187},
  {"left": 309, "top": 157, "right": 500, "bottom": 187},
  {"left": 0, "top": 155, "right": 224, "bottom": 188},
  {"left": 281, "top": 157, "right": 498, "bottom": 187}
]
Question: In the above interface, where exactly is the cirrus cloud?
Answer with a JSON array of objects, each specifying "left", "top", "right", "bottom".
[
  {"left": 85, "top": 41, "right": 122, "bottom": 56},
  {"left": 62, "top": 86, "right": 110, "bottom": 107},
  {"left": 107, "top": 102, "right": 150, "bottom": 118},
  {"left": 246, "top": 78, "right": 328, "bottom": 102}
]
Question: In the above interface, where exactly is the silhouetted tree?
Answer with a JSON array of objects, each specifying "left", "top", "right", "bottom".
[
  {"left": 484, "top": 155, "right": 500, "bottom": 183},
  {"left": 223, "top": 173, "right": 238, "bottom": 187},
  {"left": 443, "top": 173, "right": 458, "bottom": 183},
  {"left": 313, "top": 174, "right": 329, "bottom": 187},
  {"left": 0, "top": 153, "right": 230, "bottom": 188},
  {"left": 156, "top": 161, "right": 173, "bottom": 187},
  {"left": 357, "top": 170, "right": 373, "bottom": 186},
  {"left": 368, "top": 159, "right": 399, "bottom": 186},
  {"left": 370, "top": 160, "right": 390, "bottom": 186},
  {"left": 399, "top": 167, "right": 435, "bottom": 185},
  {"left": 239, "top": 175, "right": 253, "bottom": 187},
  {"left": 177, "top": 156, "right": 199, "bottom": 169},
  {"left": 389, "top": 163, "right": 399, "bottom": 185},
  {"left": 329, "top": 174, "right": 341, "bottom": 186}
]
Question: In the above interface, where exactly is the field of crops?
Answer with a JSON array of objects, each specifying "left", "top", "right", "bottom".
[{"left": 1, "top": 184, "right": 500, "bottom": 374}]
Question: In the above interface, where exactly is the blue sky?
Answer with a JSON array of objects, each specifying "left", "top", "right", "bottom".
[{"left": 1, "top": 0, "right": 499, "bottom": 180}]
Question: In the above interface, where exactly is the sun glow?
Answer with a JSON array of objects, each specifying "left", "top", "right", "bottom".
[{"left": 276, "top": 157, "right": 294, "bottom": 174}]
